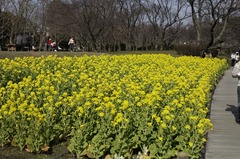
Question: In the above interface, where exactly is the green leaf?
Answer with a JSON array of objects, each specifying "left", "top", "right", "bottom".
[
  {"left": 163, "top": 149, "right": 177, "bottom": 158},
  {"left": 142, "top": 155, "right": 151, "bottom": 159},
  {"left": 140, "top": 135, "right": 147, "bottom": 142},
  {"left": 67, "top": 143, "right": 75, "bottom": 153},
  {"left": 79, "top": 144, "right": 94, "bottom": 158},
  {"left": 26, "top": 137, "right": 33, "bottom": 145},
  {"left": 132, "top": 135, "right": 139, "bottom": 142},
  {"left": 124, "top": 152, "right": 132, "bottom": 158},
  {"left": 11, "top": 137, "right": 18, "bottom": 147},
  {"left": 149, "top": 144, "right": 158, "bottom": 157},
  {"left": 53, "top": 124, "right": 63, "bottom": 131},
  {"left": 175, "top": 135, "right": 185, "bottom": 143}
]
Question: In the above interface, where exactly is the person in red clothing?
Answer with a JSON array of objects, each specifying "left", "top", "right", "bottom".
[{"left": 47, "top": 37, "right": 52, "bottom": 51}]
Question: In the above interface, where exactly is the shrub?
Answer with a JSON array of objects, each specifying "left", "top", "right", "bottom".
[{"left": 175, "top": 44, "right": 202, "bottom": 56}]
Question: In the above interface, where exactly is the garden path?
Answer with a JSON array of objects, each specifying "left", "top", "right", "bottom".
[{"left": 205, "top": 68, "right": 240, "bottom": 159}]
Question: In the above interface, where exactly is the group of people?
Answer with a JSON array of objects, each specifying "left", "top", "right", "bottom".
[
  {"left": 15, "top": 33, "right": 33, "bottom": 51},
  {"left": 15, "top": 34, "right": 77, "bottom": 52},
  {"left": 46, "top": 37, "right": 75, "bottom": 52},
  {"left": 201, "top": 49, "right": 212, "bottom": 58},
  {"left": 201, "top": 48, "right": 219, "bottom": 58},
  {"left": 46, "top": 37, "right": 57, "bottom": 51}
]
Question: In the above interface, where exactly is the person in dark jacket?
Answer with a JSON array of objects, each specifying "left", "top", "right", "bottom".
[
  {"left": 22, "top": 33, "right": 31, "bottom": 51},
  {"left": 16, "top": 34, "right": 23, "bottom": 51}
]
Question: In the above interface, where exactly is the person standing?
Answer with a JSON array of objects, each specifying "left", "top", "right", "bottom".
[
  {"left": 16, "top": 34, "right": 23, "bottom": 51},
  {"left": 232, "top": 60, "right": 240, "bottom": 122},
  {"left": 47, "top": 37, "right": 52, "bottom": 51},
  {"left": 231, "top": 52, "right": 237, "bottom": 66},
  {"left": 22, "top": 33, "right": 29, "bottom": 51},
  {"left": 68, "top": 37, "right": 75, "bottom": 52},
  {"left": 231, "top": 52, "right": 240, "bottom": 66},
  {"left": 236, "top": 52, "right": 239, "bottom": 61}
]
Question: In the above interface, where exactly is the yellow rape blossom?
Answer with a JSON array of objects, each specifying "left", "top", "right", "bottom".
[
  {"left": 147, "top": 122, "right": 152, "bottom": 127},
  {"left": 189, "top": 142, "right": 193, "bottom": 148},
  {"left": 172, "top": 126, "right": 177, "bottom": 131},
  {"left": 110, "top": 109, "right": 116, "bottom": 114},
  {"left": 155, "top": 117, "right": 161, "bottom": 123},
  {"left": 190, "top": 116, "right": 198, "bottom": 121},
  {"left": 165, "top": 115, "right": 171, "bottom": 121},
  {"left": 158, "top": 137, "right": 163, "bottom": 141},
  {"left": 120, "top": 100, "right": 128, "bottom": 110},
  {"left": 112, "top": 113, "right": 124, "bottom": 126},
  {"left": 0, "top": 53, "right": 227, "bottom": 156},
  {"left": 202, "top": 138, "right": 207, "bottom": 143},
  {"left": 137, "top": 102, "right": 142, "bottom": 107},
  {"left": 152, "top": 114, "right": 157, "bottom": 118},
  {"left": 198, "top": 129, "right": 204, "bottom": 135},
  {"left": 161, "top": 109, "right": 169, "bottom": 115},
  {"left": 161, "top": 122, "right": 167, "bottom": 129},
  {"left": 185, "top": 125, "right": 191, "bottom": 130},
  {"left": 99, "top": 112, "right": 104, "bottom": 117}
]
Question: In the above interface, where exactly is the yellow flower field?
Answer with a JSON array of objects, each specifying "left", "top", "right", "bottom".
[{"left": 0, "top": 54, "right": 228, "bottom": 158}]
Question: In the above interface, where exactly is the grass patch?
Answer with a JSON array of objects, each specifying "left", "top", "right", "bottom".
[{"left": 0, "top": 50, "right": 179, "bottom": 59}]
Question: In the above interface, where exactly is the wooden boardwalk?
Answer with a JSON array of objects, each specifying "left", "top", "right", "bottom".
[{"left": 205, "top": 68, "right": 240, "bottom": 159}]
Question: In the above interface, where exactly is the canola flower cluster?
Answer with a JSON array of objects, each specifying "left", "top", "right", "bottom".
[{"left": 0, "top": 54, "right": 228, "bottom": 158}]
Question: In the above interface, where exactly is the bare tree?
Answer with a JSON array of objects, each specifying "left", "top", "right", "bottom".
[
  {"left": 45, "top": 0, "right": 73, "bottom": 50},
  {"left": 54, "top": 0, "right": 117, "bottom": 52},
  {"left": 2, "top": 0, "right": 240, "bottom": 53},
  {"left": 188, "top": 0, "right": 240, "bottom": 49},
  {"left": 139, "top": 0, "right": 188, "bottom": 50},
  {"left": 113, "top": 0, "right": 143, "bottom": 51},
  {"left": 222, "top": 16, "right": 240, "bottom": 50},
  {"left": 0, "top": 1, "right": 9, "bottom": 47},
  {"left": 187, "top": 0, "right": 204, "bottom": 46},
  {"left": 206, "top": 0, "right": 240, "bottom": 48},
  {"left": 30, "top": 0, "right": 50, "bottom": 49},
  {"left": 2, "top": 0, "right": 38, "bottom": 43}
]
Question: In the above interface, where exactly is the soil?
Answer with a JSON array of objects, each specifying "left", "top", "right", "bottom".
[{"left": 0, "top": 141, "right": 76, "bottom": 159}]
